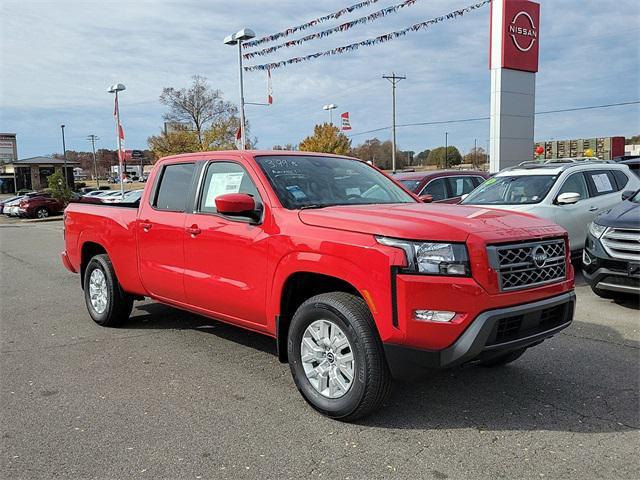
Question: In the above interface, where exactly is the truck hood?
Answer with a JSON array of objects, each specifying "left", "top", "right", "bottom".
[
  {"left": 298, "top": 203, "right": 563, "bottom": 242},
  {"left": 594, "top": 200, "right": 640, "bottom": 229}
]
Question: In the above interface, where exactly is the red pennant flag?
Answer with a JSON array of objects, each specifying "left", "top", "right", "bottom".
[
  {"left": 340, "top": 112, "right": 352, "bottom": 131},
  {"left": 267, "top": 68, "right": 273, "bottom": 105}
]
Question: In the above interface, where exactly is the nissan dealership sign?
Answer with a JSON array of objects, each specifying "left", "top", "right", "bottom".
[{"left": 491, "top": 0, "right": 540, "bottom": 73}]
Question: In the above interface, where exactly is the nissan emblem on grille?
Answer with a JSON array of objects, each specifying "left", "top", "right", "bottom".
[{"left": 488, "top": 239, "right": 566, "bottom": 291}]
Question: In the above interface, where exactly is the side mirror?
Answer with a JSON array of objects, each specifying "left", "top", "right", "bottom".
[
  {"left": 215, "top": 193, "right": 260, "bottom": 220},
  {"left": 419, "top": 194, "right": 433, "bottom": 203},
  {"left": 556, "top": 192, "right": 580, "bottom": 205},
  {"left": 622, "top": 190, "right": 635, "bottom": 201}
]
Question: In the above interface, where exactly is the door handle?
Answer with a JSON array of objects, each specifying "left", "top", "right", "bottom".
[
  {"left": 186, "top": 225, "right": 202, "bottom": 236},
  {"left": 588, "top": 206, "right": 598, "bottom": 212},
  {"left": 140, "top": 221, "right": 152, "bottom": 231}
]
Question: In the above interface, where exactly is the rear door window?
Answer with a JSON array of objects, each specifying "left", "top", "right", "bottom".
[
  {"left": 584, "top": 170, "right": 617, "bottom": 197},
  {"left": 446, "top": 176, "right": 477, "bottom": 197},
  {"left": 153, "top": 163, "right": 196, "bottom": 211}
]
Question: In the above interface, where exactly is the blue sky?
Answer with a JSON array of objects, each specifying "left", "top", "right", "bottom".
[{"left": 1, "top": 0, "right": 638, "bottom": 158}]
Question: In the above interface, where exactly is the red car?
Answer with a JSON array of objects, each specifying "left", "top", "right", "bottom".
[
  {"left": 62, "top": 151, "right": 575, "bottom": 420},
  {"left": 394, "top": 170, "right": 489, "bottom": 203},
  {"left": 18, "top": 194, "right": 64, "bottom": 218}
]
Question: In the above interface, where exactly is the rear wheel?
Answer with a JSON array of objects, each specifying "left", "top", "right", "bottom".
[
  {"left": 83, "top": 254, "right": 133, "bottom": 327},
  {"left": 35, "top": 207, "right": 49, "bottom": 219},
  {"left": 479, "top": 348, "right": 527, "bottom": 367},
  {"left": 287, "top": 292, "right": 392, "bottom": 421}
]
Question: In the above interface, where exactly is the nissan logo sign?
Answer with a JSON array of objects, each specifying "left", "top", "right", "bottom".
[
  {"left": 531, "top": 245, "right": 548, "bottom": 268},
  {"left": 509, "top": 11, "right": 538, "bottom": 52}
]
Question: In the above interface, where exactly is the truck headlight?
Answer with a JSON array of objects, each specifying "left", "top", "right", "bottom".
[
  {"left": 376, "top": 237, "right": 470, "bottom": 276},
  {"left": 588, "top": 221, "right": 607, "bottom": 239}
]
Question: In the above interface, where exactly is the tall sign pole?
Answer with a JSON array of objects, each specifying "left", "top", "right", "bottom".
[
  {"left": 489, "top": 0, "right": 540, "bottom": 172},
  {"left": 383, "top": 73, "right": 406, "bottom": 173}
]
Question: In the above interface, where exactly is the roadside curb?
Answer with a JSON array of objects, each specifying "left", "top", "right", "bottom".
[{"left": 21, "top": 216, "right": 63, "bottom": 223}]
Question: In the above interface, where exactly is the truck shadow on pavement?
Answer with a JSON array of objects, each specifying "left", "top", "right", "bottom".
[{"left": 129, "top": 302, "right": 638, "bottom": 434}]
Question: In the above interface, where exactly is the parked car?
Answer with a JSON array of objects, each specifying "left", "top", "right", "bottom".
[
  {"left": 394, "top": 170, "right": 489, "bottom": 203},
  {"left": 461, "top": 160, "right": 640, "bottom": 253},
  {"left": 83, "top": 190, "right": 109, "bottom": 198},
  {"left": 583, "top": 189, "right": 639, "bottom": 300},
  {"left": 3, "top": 192, "right": 38, "bottom": 216},
  {"left": 1, "top": 195, "right": 28, "bottom": 214},
  {"left": 619, "top": 158, "right": 640, "bottom": 178},
  {"left": 62, "top": 151, "right": 576, "bottom": 421},
  {"left": 79, "top": 187, "right": 98, "bottom": 194},
  {"left": 17, "top": 194, "right": 64, "bottom": 218},
  {"left": 99, "top": 191, "right": 125, "bottom": 203},
  {"left": 120, "top": 189, "right": 144, "bottom": 203}
]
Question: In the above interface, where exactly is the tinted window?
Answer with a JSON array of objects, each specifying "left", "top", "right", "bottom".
[
  {"left": 446, "top": 176, "right": 476, "bottom": 197},
  {"left": 199, "top": 162, "right": 260, "bottom": 214},
  {"left": 612, "top": 170, "right": 629, "bottom": 190},
  {"left": 154, "top": 163, "right": 195, "bottom": 211},
  {"left": 585, "top": 170, "right": 617, "bottom": 197},
  {"left": 558, "top": 172, "right": 589, "bottom": 201},
  {"left": 398, "top": 179, "right": 421, "bottom": 192},
  {"left": 255, "top": 155, "right": 414, "bottom": 209},
  {"left": 422, "top": 178, "right": 448, "bottom": 201},
  {"left": 462, "top": 175, "right": 557, "bottom": 205}
]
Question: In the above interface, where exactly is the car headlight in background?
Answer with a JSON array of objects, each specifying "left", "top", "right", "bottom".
[
  {"left": 376, "top": 237, "right": 470, "bottom": 276},
  {"left": 588, "top": 221, "right": 607, "bottom": 239}
]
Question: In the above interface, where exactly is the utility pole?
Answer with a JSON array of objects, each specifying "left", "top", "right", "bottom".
[
  {"left": 60, "top": 125, "right": 68, "bottom": 186},
  {"left": 474, "top": 138, "right": 477, "bottom": 168},
  {"left": 87, "top": 135, "right": 100, "bottom": 188},
  {"left": 383, "top": 73, "right": 406, "bottom": 173},
  {"left": 444, "top": 131, "right": 449, "bottom": 169}
]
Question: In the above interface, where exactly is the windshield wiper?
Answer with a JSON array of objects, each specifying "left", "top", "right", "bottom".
[{"left": 299, "top": 203, "right": 342, "bottom": 210}]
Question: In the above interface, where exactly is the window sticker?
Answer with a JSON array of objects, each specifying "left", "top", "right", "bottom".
[
  {"left": 204, "top": 172, "right": 244, "bottom": 208},
  {"left": 345, "top": 187, "right": 361, "bottom": 196},
  {"left": 484, "top": 178, "right": 497, "bottom": 186},
  {"left": 286, "top": 185, "right": 307, "bottom": 200},
  {"left": 591, "top": 173, "right": 613, "bottom": 193}
]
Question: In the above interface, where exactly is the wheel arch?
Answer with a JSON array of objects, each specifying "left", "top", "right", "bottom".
[{"left": 80, "top": 241, "right": 108, "bottom": 288}]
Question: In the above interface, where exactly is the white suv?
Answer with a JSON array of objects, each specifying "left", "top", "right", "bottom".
[{"left": 461, "top": 160, "right": 640, "bottom": 252}]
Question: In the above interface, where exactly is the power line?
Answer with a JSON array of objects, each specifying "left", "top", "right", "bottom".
[{"left": 347, "top": 100, "right": 640, "bottom": 138}]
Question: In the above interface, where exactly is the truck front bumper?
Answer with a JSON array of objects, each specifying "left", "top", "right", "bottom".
[{"left": 383, "top": 291, "right": 575, "bottom": 379}]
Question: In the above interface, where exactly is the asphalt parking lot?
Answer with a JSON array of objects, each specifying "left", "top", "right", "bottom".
[{"left": 1, "top": 221, "right": 638, "bottom": 479}]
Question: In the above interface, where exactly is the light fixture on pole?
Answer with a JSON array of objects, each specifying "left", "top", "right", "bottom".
[
  {"left": 60, "top": 125, "right": 68, "bottom": 186},
  {"left": 108, "top": 83, "right": 126, "bottom": 198},
  {"left": 322, "top": 104, "right": 338, "bottom": 125},
  {"left": 224, "top": 28, "right": 256, "bottom": 151}
]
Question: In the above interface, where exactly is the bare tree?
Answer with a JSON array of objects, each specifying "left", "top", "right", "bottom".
[{"left": 159, "top": 75, "right": 237, "bottom": 148}]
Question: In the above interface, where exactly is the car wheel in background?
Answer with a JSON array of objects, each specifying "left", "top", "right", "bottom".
[
  {"left": 287, "top": 292, "right": 392, "bottom": 421},
  {"left": 35, "top": 207, "right": 49, "bottom": 219},
  {"left": 83, "top": 254, "right": 133, "bottom": 327}
]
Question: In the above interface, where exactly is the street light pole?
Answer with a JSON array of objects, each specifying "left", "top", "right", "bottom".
[
  {"left": 60, "top": 125, "right": 67, "bottom": 186},
  {"left": 322, "top": 104, "right": 338, "bottom": 125},
  {"left": 383, "top": 73, "right": 406, "bottom": 174},
  {"left": 108, "top": 83, "right": 126, "bottom": 198},
  {"left": 87, "top": 134, "right": 100, "bottom": 188},
  {"left": 225, "top": 28, "right": 256, "bottom": 151}
]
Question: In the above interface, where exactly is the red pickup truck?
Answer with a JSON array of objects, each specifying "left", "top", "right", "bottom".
[{"left": 62, "top": 151, "right": 575, "bottom": 420}]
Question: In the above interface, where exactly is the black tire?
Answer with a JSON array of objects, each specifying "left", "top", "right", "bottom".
[
  {"left": 35, "top": 207, "right": 49, "bottom": 219},
  {"left": 479, "top": 348, "right": 527, "bottom": 367},
  {"left": 83, "top": 254, "right": 133, "bottom": 327},
  {"left": 287, "top": 292, "right": 392, "bottom": 421}
]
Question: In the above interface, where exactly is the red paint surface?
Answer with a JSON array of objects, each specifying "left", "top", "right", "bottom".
[{"left": 62, "top": 151, "right": 574, "bottom": 351}]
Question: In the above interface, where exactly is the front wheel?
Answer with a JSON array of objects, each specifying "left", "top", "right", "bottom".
[
  {"left": 287, "top": 292, "right": 392, "bottom": 421},
  {"left": 35, "top": 207, "right": 49, "bottom": 219},
  {"left": 83, "top": 254, "right": 133, "bottom": 327}
]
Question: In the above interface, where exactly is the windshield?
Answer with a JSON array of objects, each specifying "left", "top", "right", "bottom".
[
  {"left": 398, "top": 179, "right": 421, "bottom": 192},
  {"left": 462, "top": 175, "right": 557, "bottom": 205},
  {"left": 255, "top": 155, "right": 415, "bottom": 209}
]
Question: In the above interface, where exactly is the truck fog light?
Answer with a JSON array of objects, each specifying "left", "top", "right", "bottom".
[
  {"left": 443, "top": 264, "right": 467, "bottom": 276},
  {"left": 414, "top": 310, "right": 457, "bottom": 323}
]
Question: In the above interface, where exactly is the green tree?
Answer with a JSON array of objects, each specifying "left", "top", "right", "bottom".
[
  {"left": 299, "top": 123, "right": 351, "bottom": 155},
  {"left": 416, "top": 149, "right": 431, "bottom": 166},
  {"left": 463, "top": 147, "right": 488, "bottom": 168},
  {"left": 47, "top": 171, "right": 72, "bottom": 204},
  {"left": 350, "top": 137, "right": 408, "bottom": 170},
  {"left": 626, "top": 134, "right": 640, "bottom": 145},
  {"left": 426, "top": 146, "right": 462, "bottom": 168}
]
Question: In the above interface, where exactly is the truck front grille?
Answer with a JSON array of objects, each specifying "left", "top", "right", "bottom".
[
  {"left": 601, "top": 227, "right": 640, "bottom": 261},
  {"left": 488, "top": 239, "right": 566, "bottom": 291}
]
